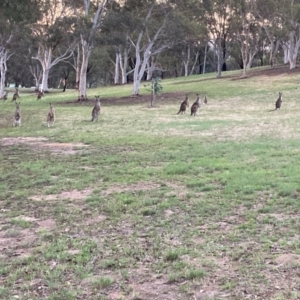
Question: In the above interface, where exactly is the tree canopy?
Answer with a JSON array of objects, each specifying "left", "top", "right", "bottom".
[{"left": 1, "top": 0, "right": 300, "bottom": 96}]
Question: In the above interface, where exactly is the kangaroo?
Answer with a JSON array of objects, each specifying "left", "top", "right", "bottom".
[
  {"left": 177, "top": 94, "right": 189, "bottom": 114},
  {"left": 13, "top": 102, "right": 21, "bottom": 127},
  {"left": 37, "top": 90, "right": 44, "bottom": 100},
  {"left": 91, "top": 96, "right": 101, "bottom": 122},
  {"left": 0, "top": 91, "right": 8, "bottom": 100},
  {"left": 47, "top": 103, "right": 55, "bottom": 127},
  {"left": 275, "top": 92, "right": 282, "bottom": 110},
  {"left": 191, "top": 94, "right": 201, "bottom": 116},
  {"left": 204, "top": 94, "right": 208, "bottom": 104},
  {"left": 269, "top": 92, "right": 282, "bottom": 112},
  {"left": 12, "top": 88, "right": 20, "bottom": 102}
]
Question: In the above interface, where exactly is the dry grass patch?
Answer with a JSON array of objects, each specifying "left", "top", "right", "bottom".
[
  {"left": 129, "top": 274, "right": 181, "bottom": 300},
  {"left": 30, "top": 188, "right": 93, "bottom": 201},
  {"left": 0, "top": 217, "right": 56, "bottom": 256},
  {"left": 102, "top": 181, "right": 160, "bottom": 195},
  {"left": 0, "top": 136, "right": 88, "bottom": 155}
]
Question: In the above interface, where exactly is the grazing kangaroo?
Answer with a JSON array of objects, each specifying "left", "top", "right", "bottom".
[
  {"left": 204, "top": 94, "right": 208, "bottom": 104},
  {"left": 37, "top": 90, "right": 44, "bottom": 100},
  {"left": 47, "top": 103, "right": 55, "bottom": 127},
  {"left": 13, "top": 102, "right": 21, "bottom": 127},
  {"left": 177, "top": 94, "right": 189, "bottom": 114},
  {"left": 91, "top": 96, "right": 101, "bottom": 122},
  {"left": 12, "top": 88, "right": 20, "bottom": 102},
  {"left": 191, "top": 94, "right": 201, "bottom": 116},
  {"left": 0, "top": 91, "right": 8, "bottom": 100},
  {"left": 269, "top": 92, "right": 282, "bottom": 112}
]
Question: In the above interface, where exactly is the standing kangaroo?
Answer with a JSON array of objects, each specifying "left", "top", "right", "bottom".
[
  {"left": 37, "top": 90, "right": 44, "bottom": 100},
  {"left": 47, "top": 103, "right": 55, "bottom": 127},
  {"left": 177, "top": 94, "right": 189, "bottom": 114},
  {"left": 191, "top": 94, "right": 201, "bottom": 116},
  {"left": 91, "top": 96, "right": 101, "bottom": 122},
  {"left": 204, "top": 94, "right": 208, "bottom": 104},
  {"left": 13, "top": 102, "right": 21, "bottom": 127},
  {"left": 275, "top": 92, "right": 282, "bottom": 110},
  {"left": 12, "top": 88, "right": 20, "bottom": 102}
]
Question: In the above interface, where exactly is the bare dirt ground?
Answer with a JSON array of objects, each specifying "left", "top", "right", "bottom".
[{"left": 63, "top": 92, "right": 187, "bottom": 106}]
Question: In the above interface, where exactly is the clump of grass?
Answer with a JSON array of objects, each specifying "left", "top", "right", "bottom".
[
  {"left": 164, "top": 250, "right": 180, "bottom": 262},
  {"left": 92, "top": 276, "right": 113, "bottom": 289}
]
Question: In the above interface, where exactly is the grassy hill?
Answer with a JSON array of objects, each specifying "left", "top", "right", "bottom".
[{"left": 1, "top": 65, "right": 300, "bottom": 299}]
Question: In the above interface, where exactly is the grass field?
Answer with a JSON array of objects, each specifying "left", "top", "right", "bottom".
[{"left": 1, "top": 65, "right": 300, "bottom": 300}]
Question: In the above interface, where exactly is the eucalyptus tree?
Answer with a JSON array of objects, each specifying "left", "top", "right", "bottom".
[
  {"left": 122, "top": 0, "right": 177, "bottom": 96},
  {"left": 254, "top": 0, "right": 285, "bottom": 68},
  {"left": 170, "top": 0, "right": 207, "bottom": 76},
  {"left": 278, "top": 0, "right": 300, "bottom": 69},
  {"left": 32, "top": 0, "right": 76, "bottom": 92},
  {"left": 70, "top": 0, "right": 108, "bottom": 100},
  {"left": 0, "top": 0, "right": 40, "bottom": 96},
  {"left": 230, "top": 0, "right": 261, "bottom": 77},
  {"left": 102, "top": 1, "right": 134, "bottom": 84},
  {"left": 203, "top": 0, "right": 235, "bottom": 78}
]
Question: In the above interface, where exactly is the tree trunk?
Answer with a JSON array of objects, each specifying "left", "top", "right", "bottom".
[
  {"left": 132, "top": 31, "right": 152, "bottom": 95},
  {"left": 41, "top": 67, "right": 50, "bottom": 91},
  {"left": 189, "top": 49, "right": 199, "bottom": 75},
  {"left": 120, "top": 47, "right": 129, "bottom": 84},
  {"left": 0, "top": 57, "right": 7, "bottom": 97},
  {"left": 146, "top": 56, "right": 155, "bottom": 80},
  {"left": 203, "top": 43, "right": 208, "bottom": 74},
  {"left": 216, "top": 50, "right": 222, "bottom": 78},
  {"left": 246, "top": 48, "right": 258, "bottom": 69},
  {"left": 114, "top": 50, "right": 120, "bottom": 84},
  {"left": 40, "top": 47, "right": 52, "bottom": 91},
  {"left": 282, "top": 42, "right": 290, "bottom": 64},
  {"left": 182, "top": 45, "right": 190, "bottom": 76},
  {"left": 288, "top": 30, "right": 300, "bottom": 70},
  {"left": 75, "top": 44, "right": 81, "bottom": 89},
  {"left": 79, "top": 39, "right": 92, "bottom": 99}
]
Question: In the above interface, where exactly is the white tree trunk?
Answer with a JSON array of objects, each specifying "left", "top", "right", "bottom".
[
  {"left": 79, "top": 39, "right": 91, "bottom": 99},
  {"left": 146, "top": 56, "right": 155, "bottom": 80},
  {"left": 241, "top": 44, "right": 248, "bottom": 77},
  {"left": 203, "top": 42, "right": 208, "bottom": 74},
  {"left": 120, "top": 47, "right": 129, "bottom": 84},
  {"left": 216, "top": 50, "right": 222, "bottom": 78},
  {"left": 0, "top": 49, "right": 13, "bottom": 97},
  {"left": 129, "top": 5, "right": 169, "bottom": 95},
  {"left": 246, "top": 47, "right": 258, "bottom": 69},
  {"left": 41, "top": 67, "right": 50, "bottom": 91},
  {"left": 0, "top": 56, "right": 7, "bottom": 97},
  {"left": 189, "top": 49, "right": 200, "bottom": 75},
  {"left": 76, "top": 44, "right": 81, "bottom": 88},
  {"left": 114, "top": 50, "right": 120, "bottom": 84},
  {"left": 182, "top": 45, "right": 190, "bottom": 76},
  {"left": 39, "top": 47, "right": 52, "bottom": 91},
  {"left": 132, "top": 33, "right": 143, "bottom": 95},
  {"left": 282, "top": 42, "right": 290, "bottom": 64},
  {"left": 132, "top": 50, "right": 151, "bottom": 95},
  {"left": 30, "top": 64, "right": 42, "bottom": 90},
  {"left": 288, "top": 30, "right": 300, "bottom": 69},
  {"left": 33, "top": 44, "right": 74, "bottom": 92}
]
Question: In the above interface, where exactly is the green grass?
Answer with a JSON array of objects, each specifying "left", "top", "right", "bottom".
[{"left": 1, "top": 65, "right": 300, "bottom": 299}]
